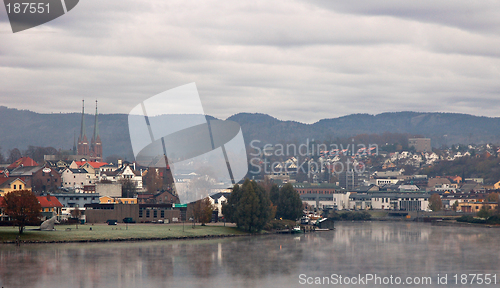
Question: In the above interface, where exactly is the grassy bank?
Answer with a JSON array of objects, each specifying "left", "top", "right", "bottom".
[{"left": 0, "top": 223, "right": 248, "bottom": 244}]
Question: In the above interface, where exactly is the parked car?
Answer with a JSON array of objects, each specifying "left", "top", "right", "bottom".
[
  {"left": 106, "top": 219, "right": 117, "bottom": 225},
  {"left": 123, "top": 217, "right": 135, "bottom": 223}
]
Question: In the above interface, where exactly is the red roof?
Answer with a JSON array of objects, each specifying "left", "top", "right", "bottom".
[
  {"left": 37, "top": 195, "right": 63, "bottom": 208},
  {"left": 75, "top": 161, "right": 108, "bottom": 169},
  {"left": 7, "top": 157, "right": 38, "bottom": 169},
  {"left": 0, "top": 178, "right": 10, "bottom": 186}
]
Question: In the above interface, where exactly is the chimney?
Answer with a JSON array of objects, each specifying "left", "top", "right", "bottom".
[
  {"left": 118, "top": 159, "right": 122, "bottom": 168},
  {"left": 46, "top": 193, "right": 51, "bottom": 201}
]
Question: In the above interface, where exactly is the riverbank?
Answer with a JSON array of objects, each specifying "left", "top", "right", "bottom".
[{"left": 0, "top": 223, "right": 249, "bottom": 244}]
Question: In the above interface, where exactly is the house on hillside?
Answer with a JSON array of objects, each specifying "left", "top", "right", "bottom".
[
  {"left": 0, "top": 178, "right": 30, "bottom": 197},
  {"left": 61, "top": 168, "right": 97, "bottom": 189},
  {"left": 209, "top": 192, "right": 231, "bottom": 217},
  {"left": 100, "top": 164, "right": 143, "bottom": 189},
  {"left": 136, "top": 189, "right": 179, "bottom": 204},
  {"left": 7, "top": 157, "right": 38, "bottom": 170},
  {"left": 37, "top": 195, "right": 63, "bottom": 220},
  {"left": 8, "top": 165, "right": 41, "bottom": 188},
  {"left": 460, "top": 182, "right": 485, "bottom": 193},
  {"left": 69, "top": 160, "right": 108, "bottom": 175},
  {"left": 31, "top": 165, "right": 62, "bottom": 194}
]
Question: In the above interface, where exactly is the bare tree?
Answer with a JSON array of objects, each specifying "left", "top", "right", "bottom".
[{"left": 70, "top": 207, "right": 82, "bottom": 229}]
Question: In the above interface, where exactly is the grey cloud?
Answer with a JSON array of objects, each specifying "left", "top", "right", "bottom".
[
  {"left": 307, "top": 0, "right": 500, "bottom": 35},
  {"left": 1, "top": 0, "right": 500, "bottom": 125}
]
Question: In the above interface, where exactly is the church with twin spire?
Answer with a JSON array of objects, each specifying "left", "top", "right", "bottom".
[{"left": 76, "top": 100, "right": 103, "bottom": 162}]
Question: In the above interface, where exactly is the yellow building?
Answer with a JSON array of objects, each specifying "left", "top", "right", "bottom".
[
  {"left": 118, "top": 198, "right": 137, "bottom": 204},
  {"left": 99, "top": 196, "right": 119, "bottom": 204},
  {"left": 493, "top": 180, "right": 500, "bottom": 190},
  {"left": 99, "top": 196, "right": 137, "bottom": 204},
  {"left": 0, "top": 178, "right": 31, "bottom": 197},
  {"left": 458, "top": 201, "right": 498, "bottom": 213}
]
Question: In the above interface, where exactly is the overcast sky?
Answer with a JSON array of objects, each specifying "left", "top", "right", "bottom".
[{"left": 1, "top": 0, "right": 500, "bottom": 123}]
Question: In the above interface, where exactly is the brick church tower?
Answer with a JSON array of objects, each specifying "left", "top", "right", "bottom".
[
  {"left": 77, "top": 100, "right": 103, "bottom": 162},
  {"left": 77, "top": 100, "right": 90, "bottom": 157}
]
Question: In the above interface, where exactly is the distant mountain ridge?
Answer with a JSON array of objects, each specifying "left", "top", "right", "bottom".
[{"left": 1, "top": 106, "right": 500, "bottom": 160}]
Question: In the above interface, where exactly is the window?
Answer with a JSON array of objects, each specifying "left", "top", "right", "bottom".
[
  {"left": 161, "top": 210, "right": 165, "bottom": 218},
  {"left": 146, "top": 210, "right": 150, "bottom": 217},
  {"left": 19, "top": 185, "right": 22, "bottom": 189},
  {"left": 154, "top": 210, "right": 157, "bottom": 218},
  {"left": 139, "top": 209, "right": 143, "bottom": 217}
]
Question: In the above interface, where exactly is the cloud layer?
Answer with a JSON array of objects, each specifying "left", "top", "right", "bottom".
[{"left": 1, "top": 0, "right": 500, "bottom": 123}]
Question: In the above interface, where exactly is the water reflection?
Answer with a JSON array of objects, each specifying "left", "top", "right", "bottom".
[{"left": 1, "top": 222, "right": 500, "bottom": 288}]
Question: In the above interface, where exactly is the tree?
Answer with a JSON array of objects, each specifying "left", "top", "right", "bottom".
[
  {"left": 24, "top": 146, "right": 58, "bottom": 163},
  {"left": 428, "top": 193, "right": 442, "bottom": 212},
  {"left": 2, "top": 190, "right": 42, "bottom": 234},
  {"left": 105, "top": 155, "right": 122, "bottom": 165},
  {"left": 192, "top": 197, "right": 214, "bottom": 225},
  {"left": 7, "top": 148, "right": 22, "bottom": 164},
  {"left": 486, "top": 192, "right": 499, "bottom": 203},
  {"left": 477, "top": 206, "right": 492, "bottom": 219},
  {"left": 121, "top": 178, "right": 137, "bottom": 198},
  {"left": 144, "top": 168, "right": 162, "bottom": 193},
  {"left": 0, "top": 146, "right": 5, "bottom": 164},
  {"left": 275, "top": 183, "right": 303, "bottom": 221},
  {"left": 70, "top": 207, "right": 82, "bottom": 229},
  {"left": 222, "top": 184, "right": 240, "bottom": 224},
  {"left": 269, "top": 184, "right": 279, "bottom": 206},
  {"left": 452, "top": 201, "right": 459, "bottom": 212},
  {"left": 223, "top": 179, "right": 272, "bottom": 233}
]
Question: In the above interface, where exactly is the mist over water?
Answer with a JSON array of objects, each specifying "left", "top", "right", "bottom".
[{"left": 1, "top": 222, "right": 499, "bottom": 288}]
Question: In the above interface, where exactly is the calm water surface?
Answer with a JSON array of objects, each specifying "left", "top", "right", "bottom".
[{"left": 1, "top": 222, "right": 500, "bottom": 288}]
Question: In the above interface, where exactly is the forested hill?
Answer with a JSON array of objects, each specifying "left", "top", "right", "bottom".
[
  {"left": 229, "top": 111, "right": 500, "bottom": 148},
  {"left": 2, "top": 106, "right": 500, "bottom": 159}
]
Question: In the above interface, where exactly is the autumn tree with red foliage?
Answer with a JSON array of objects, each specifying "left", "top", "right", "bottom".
[
  {"left": 193, "top": 197, "right": 214, "bottom": 225},
  {"left": 2, "top": 190, "right": 41, "bottom": 234}
]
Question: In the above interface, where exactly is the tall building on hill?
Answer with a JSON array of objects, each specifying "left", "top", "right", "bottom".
[
  {"left": 408, "top": 138, "right": 431, "bottom": 153},
  {"left": 77, "top": 100, "right": 103, "bottom": 162}
]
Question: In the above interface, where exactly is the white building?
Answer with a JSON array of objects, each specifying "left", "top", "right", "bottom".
[
  {"left": 61, "top": 168, "right": 97, "bottom": 189},
  {"left": 300, "top": 192, "right": 351, "bottom": 210},
  {"left": 350, "top": 192, "right": 430, "bottom": 211}
]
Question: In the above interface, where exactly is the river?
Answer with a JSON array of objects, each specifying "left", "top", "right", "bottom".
[{"left": 1, "top": 222, "right": 500, "bottom": 287}]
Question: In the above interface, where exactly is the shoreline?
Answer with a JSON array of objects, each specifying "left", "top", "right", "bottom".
[
  {"left": 0, "top": 223, "right": 251, "bottom": 245},
  {"left": 2, "top": 232, "right": 250, "bottom": 245}
]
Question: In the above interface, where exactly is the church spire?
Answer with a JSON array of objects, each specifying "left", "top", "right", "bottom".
[
  {"left": 73, "top": 131, "right": 77, "bottom": 155},
  {"left": 92, "top": 100, "right": 99, "bottom": 142},
  {"left": 77, "top": 100, "right": 90, "bottom": 157},
  {"left": 89, "top": 99, "right": 103, "bottom": 162},
  {"left": 80, "top": 99, "right": 86, "bottom": 139}
]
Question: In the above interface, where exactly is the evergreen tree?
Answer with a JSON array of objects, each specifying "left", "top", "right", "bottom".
[
  {"left": 275, "top": 183, "right": 303, "bottom": 221},
  {"left": 269, "top": 184, "right": 279, "bottom": 206},
  {"left": 223, "top": 179, "right": 272, "bottom": 233}
]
